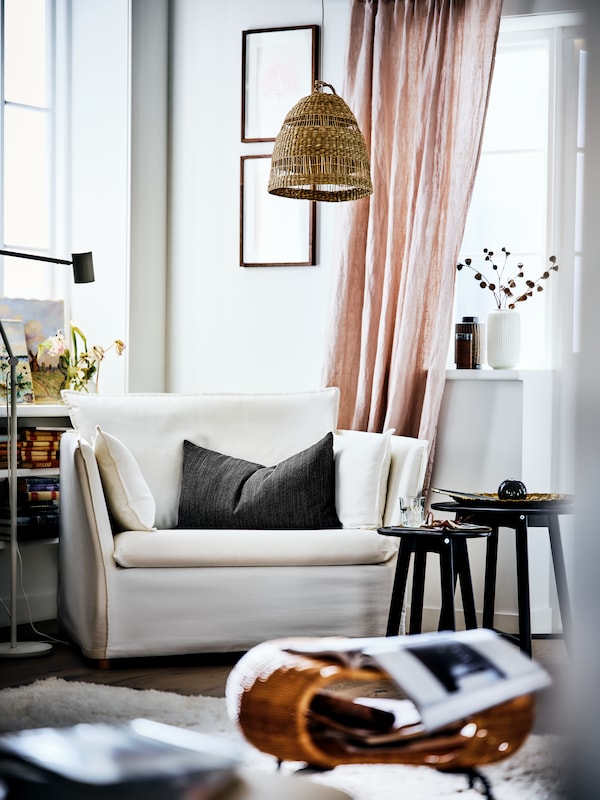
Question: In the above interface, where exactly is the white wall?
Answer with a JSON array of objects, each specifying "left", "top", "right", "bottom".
[
  {"left": 69, "top": 0, "right": 131, "bottom": 394},
  {"left": 166, "top": 0, "right": 350, "bottom": 394}
]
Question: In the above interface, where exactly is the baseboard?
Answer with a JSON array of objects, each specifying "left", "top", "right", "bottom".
[{"left": 412, "top": 605, "right": 559, "bottom": 635}]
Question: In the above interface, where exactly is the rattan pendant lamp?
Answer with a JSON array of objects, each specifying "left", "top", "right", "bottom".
[{"left": 268, "top": 79, "right": 373, "bottom": 202}]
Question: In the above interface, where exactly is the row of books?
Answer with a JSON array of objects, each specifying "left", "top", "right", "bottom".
[
  {"left": 0, "top": 475, "right": 60, "bottom": 541},
  {"left": 0, "top": 427, "right": 63, "bottom": 469}
]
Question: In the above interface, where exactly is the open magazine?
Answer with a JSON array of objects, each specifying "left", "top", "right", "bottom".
[{"left": 285, "top": 628, "right": 551, "bottom": 741}]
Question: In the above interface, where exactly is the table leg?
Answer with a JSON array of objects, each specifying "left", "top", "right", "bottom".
[
  {"left": 409, "top": 546, "right": 427, "bottom": 634},
  {"left": 438, "top": 538, "right": 456, "bottom": 631},
  {"left": 515, "top": 516, "right": 532, "bottom": 657},
  {"left": 483, "top": 527, "right": 499, "bottom": 629},
  {"left": 547, "top": 513, "right": 572, "bottom": 644},
  {"left": 455, "top": 539, "right": 478, "bottom": 629},
  {"left": 386, "top": 539, "right": 412, "bottom": 636}
]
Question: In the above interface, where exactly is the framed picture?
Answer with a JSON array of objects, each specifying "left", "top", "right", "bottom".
[
  {"left": 0, "top": 319, "right": 35, "bottom": 404},
  {"left": 0, "top": 298, "right": 65, "bottom": 403},
  {"left": 241, "top": 25, "right": 319, "bottom": 142},
  {"left": 240, "top": 155, "right": 316, "bottom": 267}
]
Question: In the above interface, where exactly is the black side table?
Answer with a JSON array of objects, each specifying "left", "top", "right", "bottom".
[
  {"left": 378, "top": 525, "right": 490, "bottom": 637},
  {"left": 431, "top": 500, "right": 575, "bottom": 656}
]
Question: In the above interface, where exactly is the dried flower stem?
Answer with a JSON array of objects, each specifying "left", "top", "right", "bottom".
[{"left": 456, "top": 247, "right": 559, "bottom": 310}]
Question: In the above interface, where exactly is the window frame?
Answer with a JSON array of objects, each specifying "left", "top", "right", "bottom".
[
  {"left": 453, "top": 12, "right": 586, "bottom": 372},
  {"left": 0, "top": 0, "right": 69, "bottom": 303}
]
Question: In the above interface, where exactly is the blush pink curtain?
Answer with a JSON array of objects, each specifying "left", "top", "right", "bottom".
[{"left": 322, "top": 0, "right": 502, "bottom": 469}]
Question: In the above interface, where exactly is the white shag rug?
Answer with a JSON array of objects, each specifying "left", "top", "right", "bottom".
[{"left": 0, "top": 678, "right": 568, "bottom": 799}]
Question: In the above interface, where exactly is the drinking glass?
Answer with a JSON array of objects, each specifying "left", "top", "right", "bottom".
[{"left": 399, "top": 495, "right": 425, "bottom": 527}]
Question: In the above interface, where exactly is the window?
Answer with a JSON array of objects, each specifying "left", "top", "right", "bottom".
[
  {"left": 1, "top": 0, "right": 67, "bottom": 300},
  {"left": 453, "top": 13, "right": 586, "bottom": 370}
]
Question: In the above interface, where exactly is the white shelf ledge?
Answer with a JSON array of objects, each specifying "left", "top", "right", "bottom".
[{"left": 445, "top": 369, "right": 553, "bottom": 381}]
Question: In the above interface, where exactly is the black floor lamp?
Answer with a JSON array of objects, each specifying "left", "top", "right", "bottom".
[{"left": 0, "top": 249, "right": 94, "bottom": 658}]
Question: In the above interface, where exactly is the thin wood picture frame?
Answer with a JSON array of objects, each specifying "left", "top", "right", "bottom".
[
  {"left": 241, "top": 25, "right": 319, "bottom": 143},
  {"left": 240, "top": 155, "right": 316, "bottom": 267}
]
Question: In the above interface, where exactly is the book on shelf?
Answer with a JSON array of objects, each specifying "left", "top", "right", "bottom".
[
  {"left": 19, "top": 460, "right": 60, "bottom": 470},
  {"left": 21, "top": 428, "right": 64, "bottom": 441},
  {"left": 20, "top": 489, "right": 59, "bottom": 502},
  {"left": 17, "top": 476, "right": 60, "bottom": 492},
  {"left": 0, "top": 512, "right": 60, "bottom": 526},
  {"left": 285, "top": 628, "right": 551, "bottom": 739},
  {"left": 17, "top": 451, "right": 59, "bottom": 463},
  {"left": 0, "top": 718, "right": 241, "bottom": 800},
  {"left": 18, "top": 499, "right": 59, "bottom": 513}
]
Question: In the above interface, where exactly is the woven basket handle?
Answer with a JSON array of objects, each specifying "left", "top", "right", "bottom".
[{"left": 314, "top": 79, "right": 337, "bottom": 94}]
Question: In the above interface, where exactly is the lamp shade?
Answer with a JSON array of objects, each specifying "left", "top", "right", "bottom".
[
  {"left": 268, "top": 80, "right": 373, "bottom": 202},
  {"left": 72, "top": 251, "right": 95, "bottom": 283}
]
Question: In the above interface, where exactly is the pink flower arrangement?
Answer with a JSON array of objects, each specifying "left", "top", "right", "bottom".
[{"left": 38, "top": 323, "right": 125, "bottom": 392}]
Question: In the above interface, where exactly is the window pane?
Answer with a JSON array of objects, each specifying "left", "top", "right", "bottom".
[
  {"left": 4, "top": 0, "right": 49, "bottom": 107},
  {"left": 483, "top": 43, "right": 549, "bottom": 152},
  {"left": 462, "top": 152, "right": 546, "bottom": 255},
  {"left": 2, "top": 254, "right": 53, "bottom": 299},
  {"left": 3, "top": 106, "right": 51, "bottom": 249},
  {"left": 577, "top": 48, "right": 587, "bottom": 149}
]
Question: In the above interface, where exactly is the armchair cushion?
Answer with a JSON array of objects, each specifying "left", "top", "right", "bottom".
[
  {"left": 333, "top": 429, "right": 393, "bottom": 529},
  {"left": 176, "top": 432, "right": 341, "bottom": 530},
  {"left": 93, "top": 426, "right": 156, "bottom": 531}
]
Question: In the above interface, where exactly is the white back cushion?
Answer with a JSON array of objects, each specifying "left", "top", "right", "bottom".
[
  {"left": 382, "top": 435, "right": 429, "bottom": 526},
  {"left": 62, "top": 389, "right": 340, "bottom": 529},
  {"left": 334, "top": 430, "right": 393, "bottom": 529},
  {"left": 93, "top": 427, "right": 156, "bottom": 532}
]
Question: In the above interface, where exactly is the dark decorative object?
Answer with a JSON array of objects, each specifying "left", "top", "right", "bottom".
[
  {"left": 498, "top": 479, "right": 527, "bottom": 500},
  {"left": 455, "top": 316, "right": 482, "bottom": 369}
]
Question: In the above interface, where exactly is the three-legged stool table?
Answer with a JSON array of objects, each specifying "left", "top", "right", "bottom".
[
  {"left": 378, "top": 525, "right": 491, "bottom": 636},
  {"left": 431, "top": 499, "right": 575, "bottom": 656}
]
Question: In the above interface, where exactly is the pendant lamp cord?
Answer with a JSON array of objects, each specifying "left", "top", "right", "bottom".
[{"left": 320, "top": 0, "right": 324, "bottom": 79}]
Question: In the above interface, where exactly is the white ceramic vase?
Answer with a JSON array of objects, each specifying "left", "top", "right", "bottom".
[{"left": 487, "top": 309, "right": 521, "bottom": 369}]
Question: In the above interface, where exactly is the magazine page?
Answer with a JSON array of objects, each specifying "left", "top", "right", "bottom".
[{"left": 364, "top": 629, "right": 551, "bottom": 732}]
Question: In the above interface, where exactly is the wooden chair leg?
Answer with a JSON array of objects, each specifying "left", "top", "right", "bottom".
[
  {"left": 409, "top": 545, "right": 427, "bottom": 634},
  {"left": 455, "top": 539, "right": 478, "bottom": 629},
  {"left": 438, "top": 540, "right": 456, "bottom": 631}
]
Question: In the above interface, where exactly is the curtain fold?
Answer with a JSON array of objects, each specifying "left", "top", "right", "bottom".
[{"left": 322, "top": 0, "right": 502, "bottom": 472}]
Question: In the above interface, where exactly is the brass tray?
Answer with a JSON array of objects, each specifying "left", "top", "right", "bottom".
[{"left": 431, "top": 488, "right": 575, "bottom": 508}]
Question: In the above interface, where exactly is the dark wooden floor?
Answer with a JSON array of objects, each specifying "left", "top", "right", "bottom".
[{"left": 0, "top": 620, "right": 570, "bottom": 734}]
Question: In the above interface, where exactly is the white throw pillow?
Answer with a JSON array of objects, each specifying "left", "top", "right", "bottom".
[
  {"left": 334, "top": 429, "right": 393, "bottom": 529},
  {"left": 93, "top": 426, "right": 156, "bottom": 531}
]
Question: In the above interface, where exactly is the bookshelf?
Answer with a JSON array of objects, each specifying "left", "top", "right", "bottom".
[{"left": 0, "top": 404, "right": 71, "bottom": 548}]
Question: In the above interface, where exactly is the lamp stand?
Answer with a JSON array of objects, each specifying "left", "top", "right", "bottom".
[{"left": 0, "top": 321, "right": 52, "bottom": 657}]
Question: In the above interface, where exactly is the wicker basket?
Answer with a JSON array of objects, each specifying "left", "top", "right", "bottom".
[
  {"left": 226, "top": 638, "right": 535, "bottom": 770},
  {"left": 268, "top": 81, "right": 373, "bottom": 202}
]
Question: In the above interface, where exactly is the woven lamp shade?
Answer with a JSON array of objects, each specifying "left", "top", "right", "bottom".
[{"left": 268, "top": 80, "right": 373, "bottom": 202}]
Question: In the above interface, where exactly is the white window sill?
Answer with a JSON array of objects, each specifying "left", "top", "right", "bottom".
[{"left": 445, "top": 368, "right": 554, "bottom": 381}]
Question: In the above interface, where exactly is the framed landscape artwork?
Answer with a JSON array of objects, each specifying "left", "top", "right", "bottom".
[
  {"left": 0, "top": 298, "right": 65, "bottom": 403},
  {"left": 241, "top": 25, "right": 319, "bottom": 142}
]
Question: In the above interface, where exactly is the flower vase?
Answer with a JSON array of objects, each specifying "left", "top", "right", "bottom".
[{"left": 487, "top": 309, "right": 521, "bottom": 369}]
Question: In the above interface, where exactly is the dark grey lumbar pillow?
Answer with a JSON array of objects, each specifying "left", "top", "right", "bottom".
[{"left": 177, "top": 432, "right": 341, "bottom": 530}]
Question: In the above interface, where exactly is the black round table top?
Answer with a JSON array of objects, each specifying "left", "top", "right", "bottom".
[
  {"left": 431, "top": 500, "right": 575, "bottom": 517},
  {"left": 378, "top": 524, "right": 490, "bottom": 539}
]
